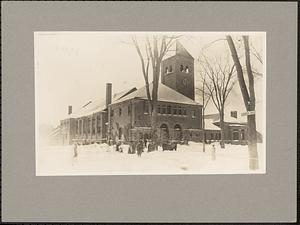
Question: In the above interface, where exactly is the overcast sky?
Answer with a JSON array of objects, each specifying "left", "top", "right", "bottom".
[{"left": 34, "top": 32, "right": 265, "bottom": 131}]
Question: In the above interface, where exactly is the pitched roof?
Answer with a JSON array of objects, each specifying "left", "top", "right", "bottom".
[
  {"left": 204, "top": 118, "right": 221, "bottom": 130},
  {"left": 204, "top": 112, "right": 247, "bottom": 124},
  {"left": 65, "top": 87, "right": 137, "bottom": 119},
  {"left": 111, "top": 82, "right": 200, "bottom": 106}
]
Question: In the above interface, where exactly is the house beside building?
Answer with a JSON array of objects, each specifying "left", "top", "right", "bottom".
[{"left": 204, "top": 111, "right": 262, "bottom": 145}]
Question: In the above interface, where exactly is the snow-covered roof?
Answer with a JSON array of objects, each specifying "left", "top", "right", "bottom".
[
  {"left": 65, "top": 99, "right": 106, "bottom": 119},
  {"left": 49, "top": 125, "right": 62, "bottom": 137},
  {"left": 111, "top": 82, "right": 200, "bottom": 106},
  {"left": 204, "top": 118, "right": 221, "bottom": 130},
  {"left": 204, "top": 112, "right": 247, "bottom": 125},
  {"left": 64, "top": 87, "right": 137, "bottom": 119}
]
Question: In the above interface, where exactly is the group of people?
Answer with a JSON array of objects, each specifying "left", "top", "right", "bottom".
[{"left": 113, "top": 135, "right": 156, "bottom": 157}]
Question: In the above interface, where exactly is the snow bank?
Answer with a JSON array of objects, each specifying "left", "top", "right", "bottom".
[{"left": 36, "top": 142, "right": 266, "bottom": 176}]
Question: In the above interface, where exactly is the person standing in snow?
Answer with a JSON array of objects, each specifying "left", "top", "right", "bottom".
[
  {"left": 211, "top": 144, "right": 216, "bottom": 161},
  {"left": 73, "top": 143, "right": 78, "bottom": 158},
  {"left": 137, "top": 139, "right": 144, "bottom": 157},
  {"left": 115, "top": 135, "right": 120, "bottom": 152}
]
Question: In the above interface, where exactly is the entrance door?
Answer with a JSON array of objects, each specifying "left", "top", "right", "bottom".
[{"left": 160, "top": 124, "right": 169, "bottom": 142}]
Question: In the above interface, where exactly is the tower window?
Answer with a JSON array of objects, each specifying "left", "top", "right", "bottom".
[
  {"left": 169, "top": 65, "right": 173, "bottom": 72},
  {"left": 180, "top": 65, "right": 184, "bottom": 72},
  {"left": 185, "top": 66, "right": 189, "bottom": 73},
  {"left": 119, "top": 108, "right": 122, "bottom": 116},
  {"left": 165, "top": 67, "right": 168, "bottom": 73}
]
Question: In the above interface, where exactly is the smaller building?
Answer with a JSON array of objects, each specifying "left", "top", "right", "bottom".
[{"left": 204, "top": 111, "right": 262, "bottom": 145}]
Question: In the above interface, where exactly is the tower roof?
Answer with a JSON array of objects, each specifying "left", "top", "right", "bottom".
[{"left": 175, "top": 40, "right": 194, "bottom": 59}]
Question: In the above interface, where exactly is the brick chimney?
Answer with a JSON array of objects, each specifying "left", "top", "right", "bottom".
[
  {"left": 68, "top": 105, "right": 72, "bottom": 115},
  {"left": 106, "top": 83, "right": 112, "bottom": 108}
]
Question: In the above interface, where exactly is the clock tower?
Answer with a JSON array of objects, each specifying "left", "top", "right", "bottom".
[{"left": 161, "top": 41, "right": 195, "bottom": 100}]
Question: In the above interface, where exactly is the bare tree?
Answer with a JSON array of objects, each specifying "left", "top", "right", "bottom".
[
  {"left": 195, "top": 66, "right": 212, "bottom": 152},
  {"left": 226, "top": 35, "right": 259, "bottom": 170},
  {"left": 199, "top": 54, "right": 236, "bottom": 149},
  {"left": 132, "top": 35, "right": 178, "bottom": 147}
]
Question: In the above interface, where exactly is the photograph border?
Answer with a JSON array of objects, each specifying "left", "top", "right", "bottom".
[{"left": 2, "top": 1, "right": 297, "bottom": 222}]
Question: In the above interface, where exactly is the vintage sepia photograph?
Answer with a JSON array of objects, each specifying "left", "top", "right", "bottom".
[{"left": 35, "top": 31, "right": 266, "bottom": 176}]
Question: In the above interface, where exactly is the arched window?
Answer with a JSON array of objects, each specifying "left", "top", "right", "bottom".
[
  {"left": 169, "top": 65, "right": 173, "bottom": 72},
  {"left": 165, "top": 67, "right": 168, "bottom": 73},
  {"left": 180, "top": 65, "right": 184, "bottom": 72},
  {"left": 185, "top": 66, "right": 189, "bottom": 73}
]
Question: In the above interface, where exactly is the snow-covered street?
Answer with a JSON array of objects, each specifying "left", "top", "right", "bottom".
[{"left": 36, "top": 142, "right": 266, "bottom": 176}]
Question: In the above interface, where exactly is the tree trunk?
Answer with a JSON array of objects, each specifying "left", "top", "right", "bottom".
[
  {"left": 243, "top": 36, "right": 259, "bottom": 169},
  {"left": 226, "top": 35, "right": 259, "bottom": 170},
  {"left": 248, "top": 114, "right": 258, "bottom": 169},
  {"left": 220, "top": 111, "right": 225, "bottom": 149},
  {"left": 202, "top": 116, "right": 205, "bottom": 152},
  {"left": 151, "top": 64, "right": 160, "bottom": 150},
  {"left": 202, "top": 81, "right": 206, "bottom": 152}
]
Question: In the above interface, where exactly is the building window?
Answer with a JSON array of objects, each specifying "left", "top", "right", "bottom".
[
  {"left": 119, "top": 108, "right": 122, "bottom": 116},
  {"left": 192, "top": 110, "right": 196, "bottom": 118},
  {"left": 178, "top": 106, "right": 182, "bottom": 116},
  {"left": 128, "top": 105, "right": 131, "bottom": 115},
  {"left": 79, "top": 120, "right": 82, "bottom": 134},
  {"left": 233, "top": 130, "right": 239, "bottom": 140},
  {"left": 210, "top": 133, "right": 214, "bottom": 140},
  {"left": 185, "top": 66, "right": 189, "bottom": 73},
  {"left": 97, "top": 116, "right": 101, "bottom": 133},
  {"left": 231, "top": 111, "right": 238, "bottom": 118},
  {"left": 157, "top": 104, "right": 161, "bottom": 114},
  {"left": 110, "top": 109, "right": 114, "bottom": 117},
  {"left": 92, "top": 117, "right": 95, "bottom": 134},
  {"left": 180, "top": 65, "right": 184, "bottom": 72},
  {"left": 183, "top": 108, "right": 187, "bottom": 116},
  {"left": 162, "top": 105, "right": 166, "bottom": 114},
  {"left": 169, "top": 65, "right": 173, "bottom": 72},
  {"left": 165, "top": 67, "right": 168, "bottom": 73},
  {"left": 241, "top": 130, "right": 245, "bottom": 140},
  {"left": 173, "top": 106, "right": 177, "bottom": 115},
  {"left": 143, "top": 101, "right": 149, "bottom": 114},
  {"left": 167, "top": 105, "right": 171, "bottom": 114}
]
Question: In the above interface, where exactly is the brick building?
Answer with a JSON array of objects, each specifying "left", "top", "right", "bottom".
[{"left": 51, "top": 41, "right": 203, "bottom": 145}]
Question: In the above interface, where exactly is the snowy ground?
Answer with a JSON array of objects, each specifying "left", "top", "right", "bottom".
[{"left": 36, "top": 142, "right": 266, "bottom": 176}]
